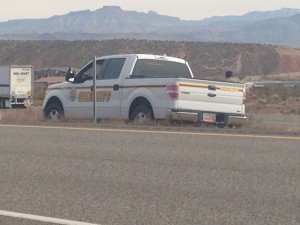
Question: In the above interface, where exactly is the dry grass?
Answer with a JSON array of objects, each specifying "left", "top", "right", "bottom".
[
  {"left": 1, "top": 98, "right": 300, "bottom": 133},
  {"left": 246, "top": 87, "right": 300, "bottom": 114},
  {"left": 0, "top": 107, "right": 43, "bottom": 122}
]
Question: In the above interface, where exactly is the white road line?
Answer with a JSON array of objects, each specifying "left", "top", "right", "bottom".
[{"left": 0, "top": 210, "right": 101, "bottom": 225}]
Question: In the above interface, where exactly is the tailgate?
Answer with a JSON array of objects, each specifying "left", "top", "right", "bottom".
[{"left": 177, "top": 79, "right": 245, "bottom": 114}]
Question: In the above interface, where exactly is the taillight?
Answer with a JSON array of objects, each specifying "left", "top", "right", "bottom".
[
  {"left": 166, "top": 83, "right": 179, "bottom": 99},
  {"left": 243, "top": 86, "right": 247, "bottom": 104}
]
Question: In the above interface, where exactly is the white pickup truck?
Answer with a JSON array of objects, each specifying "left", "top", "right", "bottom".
[{"left": 43, "top": 54, "right": 246, "bottom": 126}]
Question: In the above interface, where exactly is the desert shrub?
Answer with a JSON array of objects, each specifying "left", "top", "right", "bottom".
[
  {"left": 34, "top": 88, "right": 46, "bottom": 100},
  {"left": 250, "top": 87, "right": 300, "bottom": 102}
]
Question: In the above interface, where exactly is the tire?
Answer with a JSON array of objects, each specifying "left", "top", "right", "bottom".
[
  {"left": 44, "top": 102, "right": 64, "bottom": 121},
  {"left": 130, "top": 104, "right": 154, "bottom": 123},
  {"left": 0, "top": 99, "right": 5, "bottom": 109}
]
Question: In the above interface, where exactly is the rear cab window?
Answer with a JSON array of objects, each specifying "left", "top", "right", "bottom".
[{"left": 131, "top": 59, "right": 192, "bottom": 79}]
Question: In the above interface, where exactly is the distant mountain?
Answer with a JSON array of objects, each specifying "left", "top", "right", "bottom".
[
  {"left": 0, "top": 6, "right": 182, "bottom": 34},
  {"left": 200, "top": 8, "right": 300, "bottom": 24},
  {"left": 222, "top": 13, "right": 300, "bottom": 46},
  {"left": 1, "top": 6, "right": 300, "bottom": 47}
]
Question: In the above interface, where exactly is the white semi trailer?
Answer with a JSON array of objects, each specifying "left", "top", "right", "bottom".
[{"left": 0, "top": 65, "right": 34, "bottom": 108}]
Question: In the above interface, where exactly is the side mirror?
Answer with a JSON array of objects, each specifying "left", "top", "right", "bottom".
[{"left": 65, "top": 68, "right": 75, "bottom": 81}]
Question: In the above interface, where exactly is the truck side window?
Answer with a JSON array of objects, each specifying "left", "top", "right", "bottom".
[
  {"left": 95, "top": 60, "right": 105, "bottom": 79},
  {"left": 74, "top": 62, "right": 93, "bottom": 83},
  {"left": 100, "top": 58, "right": 126, "bottom": 80},
  {"left": 74, "top": 60, "right": 104, "bottom": 83}
]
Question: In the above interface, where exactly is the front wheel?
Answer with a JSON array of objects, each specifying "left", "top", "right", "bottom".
[
  {"left": 44, "top": 102, "right": 64, "bottom": 121},
  {"left": 130, "top": 104, "right": 154, "bottom": 124}
]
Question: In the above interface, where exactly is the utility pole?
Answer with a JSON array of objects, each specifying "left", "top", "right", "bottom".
[{"left": 93, "top": 56, "right": 97, "bottom": 124}]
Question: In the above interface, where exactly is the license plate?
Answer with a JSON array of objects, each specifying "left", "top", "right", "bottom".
[{"left": 203, "top": 113, "right": 216, "bottom": 123}]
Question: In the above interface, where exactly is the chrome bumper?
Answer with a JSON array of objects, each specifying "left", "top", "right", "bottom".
[
  {"left": 227, "top": 115, "right": 247, "bottom": 126},
  {"left": 166, "top": 110, "right": 247, "bottom": 126},
  {"left": 166, "top": 111, "right": 198, "bottom": 123}
]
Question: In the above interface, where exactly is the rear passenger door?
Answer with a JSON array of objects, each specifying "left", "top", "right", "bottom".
[{"left": 96, "top": 57, "right": 126, "bottom": 119}]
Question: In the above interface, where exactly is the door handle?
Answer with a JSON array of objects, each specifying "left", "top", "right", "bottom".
[
  {"left": 208, "top": 93, "right": 216, "bottom": 97},
  {"left": 208, "top": 85, "right": 216, "bottom": 91},
  {"left": 113, "top": 84, "right": 120, "bottom": 91}
]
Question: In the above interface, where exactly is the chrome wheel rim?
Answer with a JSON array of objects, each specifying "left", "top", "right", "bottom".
[
  {"left": 134, "top": 112, "right": 147, "bottom": 123},
  {"left": 48, "top": 110, "right": 61, "bottom": 120}
]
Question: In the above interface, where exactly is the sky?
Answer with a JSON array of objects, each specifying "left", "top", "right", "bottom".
[{"left": 1, "top": 0, "right": 300, "bottom": 22}]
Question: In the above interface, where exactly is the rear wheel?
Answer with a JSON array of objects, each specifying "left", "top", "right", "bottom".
[
  {"left": 44, "top": 102, "right": 64, "bottom": 121},
  {"left": 130, "top": 104, "right": 154, "bottom": 124}
]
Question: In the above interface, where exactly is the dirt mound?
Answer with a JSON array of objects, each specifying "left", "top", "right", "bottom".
[
  {"left": 1, "top": 40, "right": 300, "bottom": 78},
  {"left": 275, "top": 46, "right": 300, "bottom": 74}
]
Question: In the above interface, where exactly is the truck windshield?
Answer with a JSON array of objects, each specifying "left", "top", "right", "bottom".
[{"left": 131, "top": 59, "right": 192, "bottom": 78}]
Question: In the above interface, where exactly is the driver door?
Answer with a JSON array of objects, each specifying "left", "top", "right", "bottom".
[
  {"left": 65, "top": 60, "right": 102, "bottom": 118},
  {"left": 65, "top": 58, "right": 125, "bottom": 119}
]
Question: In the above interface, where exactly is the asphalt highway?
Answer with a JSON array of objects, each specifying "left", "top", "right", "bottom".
[{"left": 0, "top": 124, "right": 299, "bottom": 225}]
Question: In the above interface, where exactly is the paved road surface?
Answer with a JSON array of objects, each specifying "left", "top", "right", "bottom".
[{"left": 0, "top": 124, "right": 299, "bottom": 225}]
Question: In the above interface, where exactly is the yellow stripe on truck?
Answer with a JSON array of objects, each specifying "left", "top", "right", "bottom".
[
  {"left": 48, "top": 85, "right": 165, "bottom": 91},
  {"left": 48, "top": 83, "right": 243, "bottom": 92},
  {"left": 178, "top": 82, "right": 244, "bottom": 92}
]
